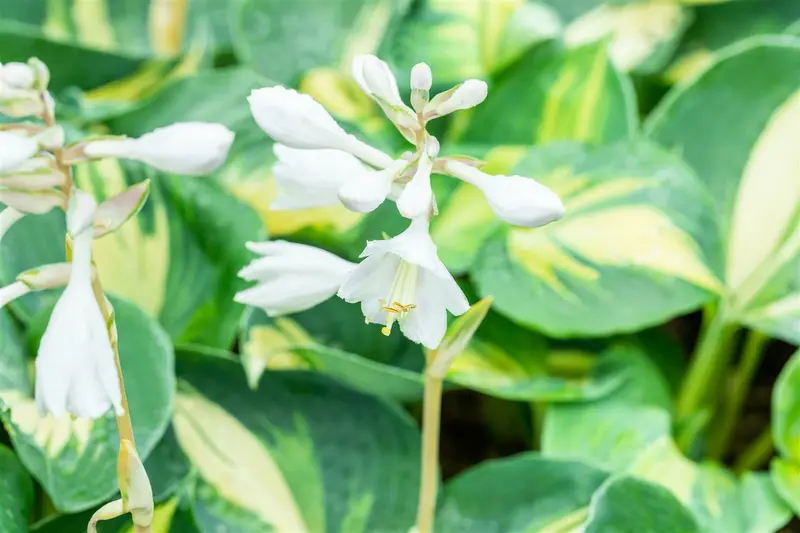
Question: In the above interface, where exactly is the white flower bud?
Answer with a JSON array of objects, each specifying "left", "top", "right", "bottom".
[
  {"left": 444, "top": 160, "right": 565, "bottom": 227},
  {"left": 0, "top": 188, "right": 64, "bottom": 215},
  {"left": 93, "top": 181, "right": 150, "bottom": 237},
  {"left": 410, "top": 63, "right": 432, "bottom": 91},
  {"left": 396, "top": 152, "right": 434, "bottom": 220},
  {"left": 338, "top": 159, "right": 408, "bottom": 213},
  {"left": 352, "top": 55, "right": 419, "bottom": 132},
  {"left": 0, "top": 62, "right": 35, "bottom": 89},
  {"left": 0, "top": 131, "right": 39, "bottom": 173},
  {"left": 425, "top": 79, "right": 488, "bottom": 119},
  {"left": 84, "top": 122, "right": 234, "bottom": 175}
]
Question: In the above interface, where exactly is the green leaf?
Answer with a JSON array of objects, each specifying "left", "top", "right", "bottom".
[
  {"left": 173, "top": 347, "right": 421, "bottom": 533},
  {"left": 436, "top": 454, "right": 608, "bottom": 533},
  {"left": 771, "top": 458, "right": 800, "bottom": 515},
  {"left": 559, "top": 0, "right": 691, "bottom": 74},
  {"left": 143, "top": 426, "right": 192, "bottom": 503},
  {"left": 667, "top": 0, "right": 800, "bottom": 83},
  {"left": 647, "top": 37, "right": 800, "bottom": 344},
  {"left": 0, "top": 443, "right": 33, "bottom": 533},
  {"left": 232, "top": 0, "right": 411, "bottom": 85},
  {"left": 584, "top": 476, "right": 699, "bottom": 533},
  {"left": 455, "top": 40, "right": 636, "bottom": 145},
  {"left": 0, "top": 298, "right": 174, "bottom": 512},
  {"left": 388, "top": 0, "right": 561, "bottom": 86},
  {"left": 456, "top": 141, "right": 722, "bottom": 337},
  {"left": 773, "top": 349, "right": 800, "bottom": 461},
  {"left": 1, "top": 157, "right": 265, "bottom": 348}
]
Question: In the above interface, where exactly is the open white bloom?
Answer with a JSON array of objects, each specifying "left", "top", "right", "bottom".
[
  {"left": 444, "top": 159, "right": 565, "bottom": 227},
  {"left": 338, "top": 217, "right": 469, "bottom": 349},
  {"left": 0, "top": 130, "right": 39, "bottom": 172},
  {"left": 84, "top": 122, "right": 234, "bottom": 176},
  {"left": 235, "top": 240, "right": 356, "bottom": 316},
  {"left": 249, "top": 86, "right": 393, "bottom": 168},
  {"left": 35, "top": 189, "right": 123, "bottom": 419},
  {"left": 272, "top": 144, "right": 370, "bottom": 210}
]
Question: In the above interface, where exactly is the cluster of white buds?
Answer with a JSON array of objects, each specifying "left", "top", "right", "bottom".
[
  {"left": 0, "top": 57, "right": 236, "bottom": 420},
  {"left": 237, "top": 55, "right": 565, "bottom": 349}
]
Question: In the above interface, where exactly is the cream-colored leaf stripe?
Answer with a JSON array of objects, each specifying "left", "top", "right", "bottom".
[
  {"left": 173, "top": 387, "right": 310, "bottom": 532},
  {"left": 242, "top": 318, "right": 314, "bottom": 389},
  {"left": 726, "top": 90, "right": 800, "bottom": 293}
]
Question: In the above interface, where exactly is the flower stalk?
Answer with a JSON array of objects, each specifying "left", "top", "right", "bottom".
[{"left": 416, "top": 371, "right": 443, "bottom": 533}]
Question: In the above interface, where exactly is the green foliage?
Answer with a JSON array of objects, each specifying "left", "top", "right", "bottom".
[{"left": 1, "top": 0, "right": 799, "bottom": 531}]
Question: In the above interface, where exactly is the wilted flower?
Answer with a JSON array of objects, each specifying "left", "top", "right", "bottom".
[
  {"left": 35, "top": 190, "right": 123, "bottom": 419},
  {"left": 84, "top": 122, "right": 235, "bottom": 175},
  {"left": 338, "top": 217, "right": 469, "bottom": 349},
  {"left": 235, "top": 240, "right": 356, "bottom": 316}
]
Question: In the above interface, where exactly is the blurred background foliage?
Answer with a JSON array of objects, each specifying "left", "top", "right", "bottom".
[{"left": 1, "top": 0, "right": 799, "bottom": 531}]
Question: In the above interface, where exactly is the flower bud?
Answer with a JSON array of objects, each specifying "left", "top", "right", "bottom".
[
  {"left": 0, "top": 188, "right": 64, "bottom": 215},
  {"left": 0, "top": 62, "right": 35, "bottom": 89},
  {"left": 0, "top": 131, "right": 39, "bottom": 172},
  {"left": 444, "top": 160, "right": 565, "bottom": 227},
  {"left": 353, "top": 55, "right": 405, "bottom": 108},
  {"left": 410, "top": 63, "right": 432, "bottom": 91},
  {"left": 84, "top": 122, "right": 234, "bottom": 175},
  {"left": 338, "top": 159, "right": 407, "bottom": 213},
  {"left": 424, "top": 79, "right": 488, "bottom": 119},
  {"left": 93, "top": 181, "right": 150, "bottom": 237},
  {"left": 396, "top": 152, "right": 433, "bottom": 220}
]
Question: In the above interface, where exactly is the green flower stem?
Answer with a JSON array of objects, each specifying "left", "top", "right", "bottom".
[
  {"left": 709, "top": 330, "right": 768, "bottom": 460},
  {"left": 735, "top": 426, "right": 774, "bottom": 474},
  {"left": 416, "top": 372, "right": 444, "bottom": 533},
  {"left": 676, "top": 305, "right": 738, "bottom": 433}
]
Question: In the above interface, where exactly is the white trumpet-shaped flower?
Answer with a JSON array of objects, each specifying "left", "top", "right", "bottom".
[
  {"left": 249, "top": 86, "right": 393, "bottom": 169},
  {"left": 84, "top": 122, "right": 234, "bottom": 176},
  {"left": 444, "top": 159, "right": 565, "bottom": 227},
  {"left": 35, "top": 189, "right": 123, "bottom": 419},
  {"left": 271, "top": 144, "right": 370, "bottom": 210},
  {"left": 235, "top": 240, "right": 356, "bottom": 316},
  {"left": 337, "top": 217, "right": 469, "bottom": 349},
  {"left": 0, "top": 130, "right": 39, "bottom": 173},
  {"left": 338, "top": 158, "right": 409, "bottom": 213}
]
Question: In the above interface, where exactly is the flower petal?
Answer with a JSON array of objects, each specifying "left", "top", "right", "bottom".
[{"left": 0, "top": 130, "right": 39, "bottom": 173}]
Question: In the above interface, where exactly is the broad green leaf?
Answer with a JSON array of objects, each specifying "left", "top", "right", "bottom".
[
  {"left": 0, "top": 443, "right": 33, "bottom": 533},
  {"left": 647, "top": 37, "right": 800, "bottom": 344},
  {"left": 436, "top": 454, "right": 608, "bottom": 533},
  {"left": 771, "top": 458, "right": 800, "bottom": 515},
  {"left": 232, "top": 0, "right": 411, "bottom": 85},
  {"left": 666, "top": 0, "right": 800, "bottom": 83},
  {"left": 562, "top": 0, "right": 691, "bottom": 74},
  {"left": 584, "top": 476, "right": 699, "bottom": 533},
  {"left": 143, "top": 425, "right": 192, "bottom": 503},
  {"left": 0, "top": 297, "right": 174, "bottom": 512},
  {"left": 463, "top": 141, "right": 721, "bottom": 337},
  {"left": 771, "top": 349, "right": 800, "bottom": 514},
  {"left": 454, "top": 40, "right": 637, "bottom": 145},
  {"left": 388, "top": 0, "right": 561, "bottom": 86},
  {"left": 0, "top": 157, "right": 264, "bottom": 347},
  {"left": 173, "top": 347, "right": 421, "bottom": 533}
]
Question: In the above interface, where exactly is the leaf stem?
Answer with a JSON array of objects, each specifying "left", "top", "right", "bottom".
[
  {"left": 675, "top": 304, "right": 737, "bottom": 440},
  {"left": 735, "top": 426, "right": 774, "bottom": 474},
  {"left": 708, "top": 330, "right": 768, "bottom": 460},
  {"left": 416, "top": 372, "right": 443, "bottom": 533}
]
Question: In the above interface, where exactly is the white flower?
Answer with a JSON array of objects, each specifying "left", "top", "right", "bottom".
[
  {"left": 444, "top": 159, "right": 565, "bottom": 227},
  {"left": 35, "top": 189, "right": 123, "bottom": 419},
  {"left": 0, "top": 263, "right": 73, "bottom": 309},
  {"left": 396, "top": 137, "right": 439, "bottom": 219},
  {"left": 337, "top": 217, "right": 469, "bottom": 349},
  {"left": 0, "top": 281, "right": 28, "bottom": 308},
  {"left": 352, "top": 55, "right": 418, "bottom": 130},
  {"left": 249, "top": 86, "right": 393, "bottom": 168},
  {"left": 0, "top": 188, "right": 65, "bottom": 214},
  {"left": 271, "top": 144, "right": 370, "bottom": 210},
  {"left": 0, "top": 130, "right": 39, "bottom": 173},
  {"left": 424, "top": 79, "right": 488, "bottom": 119},
  {"left": 0, "top": 62, "right": 35, "bottom": 89},
  {"left": 235, "top": 240, "right": 356, "bottom": 316},
  {"left": 338, "top": 158, "right": 409, "bottom": 213},
  {"left": 84, "top": 122, "right": 234, "bottom": 176},
  {"left": 410, "top": 63, "right": 432, "bottom": 91}
]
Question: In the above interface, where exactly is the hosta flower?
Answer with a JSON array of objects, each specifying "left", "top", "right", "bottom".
[
  {"left": 0, "top": 62, "right": 35, "bottom": 89},
  {"left": 338, "top": 158, "right": 410, "bottom": 213},
  {"left": 235, "top": 240, "right": 356, "bottom": 316},
  {"left": 0, "top": 262, "right": 73, "bottom": 309},
  {"left": 0, "top": 130, "right": 39, "bottom": 172},
  {"left": 443, "top": 159, "right": 565, "bottom": 227},
  {"left": 35, "top": 190, "right": 123, "bottom": 419},
  {"left": 249, "top": 86, "right": 393, "bottom": 168},
  {"left": 271, "top": 144, "right": 370, "bottom": 210},
  {"left": 352, "top": 55, "right": 418, "bottom": 130},
  {"left": 84, "top": 122, "right": 235, "bottom": 176},
  {"left": 337, "top": 217, "right": 469, "bottom": 349}
]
